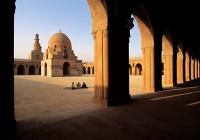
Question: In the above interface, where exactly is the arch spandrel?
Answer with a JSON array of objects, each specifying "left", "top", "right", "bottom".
[
  {"left": 88, "top": 0, "right": 108, "bottom": 32},
  {"left": 177, "top": 43, "right": 184, "bottom": 59},
  {"left": 162, "top": 31, "right": 173, "bottom": 56},
  {"left": 134, "top": 5, "right": 154, "bottom": 49}
]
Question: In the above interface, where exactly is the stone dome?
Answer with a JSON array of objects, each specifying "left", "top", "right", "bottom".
[{"left": 48, "top": 32, "right": 72, "bottom": 50}]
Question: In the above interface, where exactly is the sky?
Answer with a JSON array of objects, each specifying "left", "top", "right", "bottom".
[{"left": 14, "top": 0, "right": 141, "bottom": 62}]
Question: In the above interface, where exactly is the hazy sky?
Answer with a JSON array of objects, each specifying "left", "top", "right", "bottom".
[{"left": 14, "top": 0, "right": 141, "bottom": 61}]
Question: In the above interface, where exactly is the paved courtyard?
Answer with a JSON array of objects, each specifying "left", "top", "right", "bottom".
[
  {"left": 15, "top": 76, "right": 200, "bottom": 140},
  {"left": 14, "top": 75, "right": 145, "bottom": 123}
]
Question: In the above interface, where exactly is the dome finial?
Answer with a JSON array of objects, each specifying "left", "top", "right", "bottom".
[{"left": 59, "top": 29, "right": 61, "bottom": 32}]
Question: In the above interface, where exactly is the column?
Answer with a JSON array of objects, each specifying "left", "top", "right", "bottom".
[
  {"left": 195, "top": 58, "right": 198, "bottom": 79},
  {"left": 163, "top": 55, "right": 173, "bottom": 86},
  {"left": 185, "top": 52, "right": 190, "bottom": 81},
  {"left": 0, "top": 0, "right": 16, "bottom": 138},
  {"left": 198, "top": 60, "right": 200, "bottom": 78},
  {"left": 191, "top": 57, "right": 194, "bottom": 80},
  {"left": 142, "top": 47, "right": 155, "bottom": 91},
  {"left": 93, "top": 25, "right": 131, "bottom": 105},
  {"left": 177, "top": 47, "right": 183, "bottom": 84}
]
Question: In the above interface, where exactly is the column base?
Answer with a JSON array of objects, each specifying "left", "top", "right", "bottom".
[
  {"left": 143, "top": 87, "right": 155, "bottom": 93},
  {"left": 93, "top": 97, "right": 108, "bottom": 106},
  {"left": 0, "top": 118, "right": 16, "bottom": 139},
  {"left": 107, "top": 94, "right": 131, "bottom": 106},
  {"left": 93, "top": 94, "right": 131, "bottom": 107}
]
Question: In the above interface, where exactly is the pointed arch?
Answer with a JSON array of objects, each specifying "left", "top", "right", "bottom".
[
  {"left": 185, "top": 48, "right": 190, "bottom": 81},
  {"left": 88, "top": 0, "right": 108, "bottom": 32},
  {"left": 88, "top": 0, "right": 110, "bottom": 103},
  {"left": 44, "top": 63, "right": 47, "bottom": 76},
  {"left": 191, "top": 56, "right": 195, "bottom": 80},
  {"left": 162, "top": 29, "right": 173, "bottom": 87},
  {"left": 177, "top": 43, "right": 184, "bottom": 83},
  {"left": 63, "top": 62, "right": 70, "bottom": 76},
  {"left": 87, "top": 67, "right": 91, "bottom": 74},
  {"left": 133, "top": 5, "right": 154, "bottom": 91},
  {"left": 92, "top": 66, "right": 95, "bottom": 74},
  {"left": 29, "top": 65, "right": 35, "bottom": 75},
  {"left": 83, "top": 66, "right": 86, "bottom": 74},
  {"left": 17, "top": 65, "right": 25, "bottom": 75},
  {"left": 134, "top": 5, "right": 154, "bottom": 49},
  {"left": 135, "top": 63, "right": 143, "bottom": 75}
]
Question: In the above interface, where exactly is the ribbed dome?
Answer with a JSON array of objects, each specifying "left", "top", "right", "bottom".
[{"left": 48, "top": 32, "right": 71, "bottom": 50}]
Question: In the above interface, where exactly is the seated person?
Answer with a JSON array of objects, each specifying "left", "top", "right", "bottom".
[
  {"left": 81, "top": 82, "right": 87, "bottom": 88},
  {"left": 71, "top": 82, "right": 76, "bottom": 90},
  {"left": 76, "top": 82, "right": 81, "bottom": 89}
]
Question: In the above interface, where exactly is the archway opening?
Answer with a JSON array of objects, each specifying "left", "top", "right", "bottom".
[
  {"left": 83, "top": 66, "right": 86, "bottom": 74},
  {"left": 29, "top": 65, "right": 35, "bottom": 75},
  {"left": 44, "top": 63, "right": 47, "bottom": 76},
  {"left": 185, "top": 49, "right": 190, "bottom": 81},
  {"left": 17, "top": 65, "right": 25, "bottom": 75},
  {"left": 39, "top": 66, "right": 41, "bottom": 75},
  {"left": 129, "top": 64, "right": 132, "bottom": 75},
  {"left": 129, "top": 5, "right": 154, "bottom": 95},
  {"left": 13, "top": 0, "right": 112, "bottom": 137},
  {"left": 63, "top": 62, "right": 70, "bottom": 76},
  {"left": 92, "top": 66, "right": 94, "bottom": 74},
  {"left": 135, "top": 63, "right": 142, "bottom": 75},
  {"left": 162, "top": 30, "right": 173, "bottom": 88},
  {"left": 177, "top": 43, "right": 184, "bottom": 84},
  {"left": 87, "top": 67, "right": 91, "bottom": 74}
]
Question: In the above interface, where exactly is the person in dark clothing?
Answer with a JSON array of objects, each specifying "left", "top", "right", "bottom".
[
  {"left": 76, "top": 82, "right": 81, "bottom": 89},
  {"left": 81, "top": 82, "right": 87, "bottom": 88},
  {"left": 71, "top": 82, "right": 76, "bottom": 89}
]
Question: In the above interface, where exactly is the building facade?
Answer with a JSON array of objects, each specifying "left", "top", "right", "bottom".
[
  {"left": 14, "top": 32, "right": 83, "bottom": 77},
  {"left": 14, "top": 34, "right": 43, "bottom": 75},
  {"left": 82, "top": 57, "right": 143, "bottom": 76},
  {"left": 41, "top": 31, "right": 82, "bottom": 77}
]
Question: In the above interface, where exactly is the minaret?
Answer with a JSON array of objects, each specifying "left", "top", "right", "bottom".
[
  {"left": 33, "top": 33, "right": 41, "bottom": 51},
  {"left": 29, "top": 33, "right": 43, "bottom": 60}
]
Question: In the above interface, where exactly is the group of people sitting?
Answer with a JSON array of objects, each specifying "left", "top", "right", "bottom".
[{"left": 71, "top": 82, "right": 87, "bottom": 89}]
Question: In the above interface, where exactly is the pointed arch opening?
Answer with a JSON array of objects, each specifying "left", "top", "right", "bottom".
[
  {"left": 92, "top": 66, "right": 94, "bottom": 74},
  {"left": 185, "top": 49, "right": 190, "bottom": 81},
  {"left": 39, "top": 66, "right": 41, "bottom": 75},
  {"left": 17, "top": 65, "right": 25, "bottom": 75},
  {"left": 129, "top": 5, "right": 154, "bottom": 94},
  {"left": 87, "top": 67, "right": 91, "bottom": 74},
  {"left": 177, "top": 43, "right": 184, "bottom": 84},
  {"left": 29, "top": 65, "right": 35, "bottom": 75},
  {"left": 83, "top": 66, "right": 86, "bottom": 74},
  {"left": 44, "top": 63, "right": 47, "bottom": 76},
  {"left": 162, "top": 30, "right": 173, "bottom": 88},
  {"left": 63, "top": 62, "right": 70, "bottom": 76},
  {"left": 135, "top": 63, "right": 143, "bottom": 75}
]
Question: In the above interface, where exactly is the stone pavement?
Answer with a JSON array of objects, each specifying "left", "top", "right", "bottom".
[{"left": 15, "top": 76, "right": 200, "bottom": 140}]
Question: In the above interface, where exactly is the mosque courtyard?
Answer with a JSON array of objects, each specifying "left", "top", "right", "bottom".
[
  {"left": 15, "top": 76, "right": 200, "bottom": 140},
  {"left": 14, "top": 75, "right": 145, "bottom": 123}
]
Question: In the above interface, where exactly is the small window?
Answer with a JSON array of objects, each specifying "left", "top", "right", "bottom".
[
  {"left": 54, "top": 49, "right": 56, "bottom": 52},
  {"left": 55, "top": 45, "right": 57, "bottom": 48}
]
